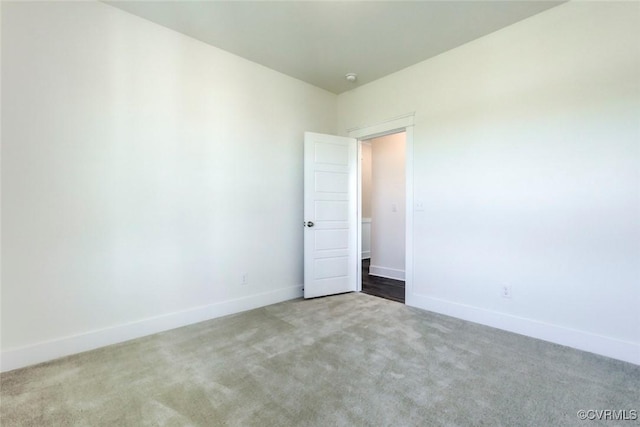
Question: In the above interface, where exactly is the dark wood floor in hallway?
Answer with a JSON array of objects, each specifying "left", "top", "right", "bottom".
[{"left": 361, "top": 258, "right": 405, "bottom": 303}]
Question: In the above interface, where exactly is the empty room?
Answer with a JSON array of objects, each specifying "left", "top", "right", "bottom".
[{"left": 1, "top": 1, "right": 639, "bottom": 425}]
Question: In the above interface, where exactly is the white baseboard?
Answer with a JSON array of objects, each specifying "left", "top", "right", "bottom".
[
  {"left": 369, "top": 265, "right": 405, "bottom": 281},
  {"left": 361, "top": 251, "right": 371, "bottom": 259},
  {"left": 406, "top": 293, "right": 640, "bottom": 366},
  {"left": 1, "top": 285, "right": 303, "bottom": 372}
]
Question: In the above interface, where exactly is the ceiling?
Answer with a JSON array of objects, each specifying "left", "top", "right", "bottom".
[{"left": 105, "top": 1, "right": 563, "bottom": 94}]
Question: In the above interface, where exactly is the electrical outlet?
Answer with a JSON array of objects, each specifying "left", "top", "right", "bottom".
[
  {"left": 241, "top": 273, "right": 249, "bottom": 286},
  {"left": 501, "top": 284, "right": 512, "bottom": 299},
  {"left": 415, "top": 201, "right": 425, "bottom": 212}
]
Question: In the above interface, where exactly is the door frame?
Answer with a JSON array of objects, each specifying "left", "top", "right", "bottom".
[{"left": 348, "top": 113, "right": 415, "bottom": 304}]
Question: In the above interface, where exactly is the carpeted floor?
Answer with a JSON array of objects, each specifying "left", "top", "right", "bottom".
[{"left": 1, "top": 293, "right": 639, "bottom": 426}]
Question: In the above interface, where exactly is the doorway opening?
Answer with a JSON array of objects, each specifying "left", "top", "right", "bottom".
[
  {"left": 302, "top": 113, "right": 413, "bottom": 301},
  {"left": 359, "top": 131, "right": 406, "bottom": 303}
]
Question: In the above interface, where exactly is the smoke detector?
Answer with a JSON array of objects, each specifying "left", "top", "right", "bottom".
[{"left": 345, "top": 73, "right": 358, "bottom": 83}]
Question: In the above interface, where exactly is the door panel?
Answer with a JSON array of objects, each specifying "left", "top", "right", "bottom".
[
  {"left": 315, "top": 201, "right": 348, "bottom": 221},
  {"left": 315, "top": 171, "right": 349, "bottom": 192},
  {"left": 304, "top": 132, "right": 357, "bottom": 299},
  {"left": 315, "top": 230, "right": 349, "bottom": 251}
]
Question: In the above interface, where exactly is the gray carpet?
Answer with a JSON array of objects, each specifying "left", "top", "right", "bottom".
[{"left": 1, "top": 293, "right": 639, "bottom": 426}]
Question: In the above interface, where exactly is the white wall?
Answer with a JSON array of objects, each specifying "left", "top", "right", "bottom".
[
  {"left": 369, "top": 133, "right": 406, "bottom": 280},
  {"left": 1, "top": 1, "right": 336, "bottom": 370},
  {"left": 338, "top": 1, "right": 640, "bottom": 364}
]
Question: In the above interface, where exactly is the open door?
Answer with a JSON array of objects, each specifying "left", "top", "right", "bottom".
[{"left": 304, "top": 132, "right": 358, "bottom": 298}]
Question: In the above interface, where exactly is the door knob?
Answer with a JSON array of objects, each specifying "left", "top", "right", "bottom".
[{"left": 307, "top": 221, "right": 314, "bottom": 227}]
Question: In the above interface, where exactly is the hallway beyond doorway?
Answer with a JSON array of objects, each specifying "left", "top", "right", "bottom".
[{"left": 361, "top": 259, "right": 405, "bottom": 303}]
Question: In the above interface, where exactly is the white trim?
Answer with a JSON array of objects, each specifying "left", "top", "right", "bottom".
[
  {"left": 1, "top": 285, "right": 303, "bottom": 372},
  {"left": 369, "top": 265, "right": 405, "bottom": 281},
  {"left": 404, "top": 126, "right": 414, "bottom": 305},
  {"left": 348, "top": 113, "right": 415, "bottom": 140},
  {"left": 361, "top": 218, "right": 371, "bottom": 259},
  {"left": 409, "top": 293, "right": 640, "bottom": 365},
  {"left": 356, "top": 141, "right": 363, "bottom": 292}
]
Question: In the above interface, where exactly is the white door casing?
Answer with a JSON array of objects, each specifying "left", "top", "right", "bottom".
[
  {"left": 348, "top": 113, "right": 415, "bottom": 303},
  {"left": 303, "top": 132, "right": 358, "bottom": 298}
]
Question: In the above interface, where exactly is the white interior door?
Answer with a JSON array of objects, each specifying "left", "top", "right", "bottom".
[{"left": 304, "top": 132, "right": 358, "bottom": 298}]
